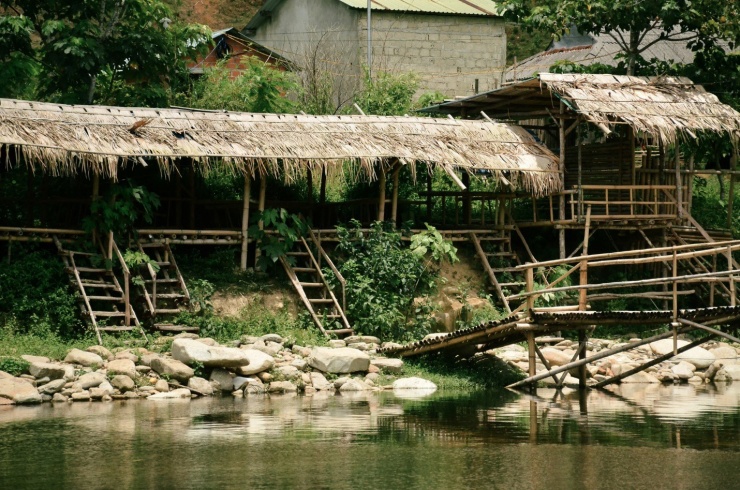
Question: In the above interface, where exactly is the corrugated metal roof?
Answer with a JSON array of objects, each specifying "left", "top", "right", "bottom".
[{"left": 338, "top": 0, "right": 500, "bottom": 16}]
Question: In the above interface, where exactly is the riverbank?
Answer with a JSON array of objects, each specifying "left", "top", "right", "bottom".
[{"left": 1, "top": 331, "right": 739, "bottom": 406}]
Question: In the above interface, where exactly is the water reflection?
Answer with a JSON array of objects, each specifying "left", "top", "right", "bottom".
[{"left": 1, "top": 384, "right": 739, "bottom": 489}]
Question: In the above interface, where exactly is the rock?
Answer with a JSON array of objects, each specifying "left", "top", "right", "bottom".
[
  {"left": 276, "top": 365, "right": 301, "bottom": 380},
  {"left": 328, "top": 340, "right": 346, "bottom": 348},
  {"left": 291, "top": 345, "right": 312, "bottom": 357},
  {"left": 257, "top": 372, "right": 272, "bottom": 383},
  {"left": 309, "top": 372, "right": 334, "bottom": 391},
  {"left": 232, "top": 390, "right": 244, "bottom": 398},
  {"left": 76, "top": 372, "right": 107, "bottom": 389},
  {"left": 308, "top": 347, "right": 370, "bottom": 374},
  {"left": 86, "top": 345, "right": 113, "bottom": 360},
  {"left": 673, "top": 347, "right": 715, "bottom": 370},
  {"left": 37, "top": 379, "right": 66, "bottom": 395},
  {"left": 21, "top": 355, "right": 50, "bottom": 364},
  {"left": 714, "top": 368, "right": 731, "bottom": 383},
  {"left": 622, "top": 371, "right": 660, "bottom": 383},
  {"left": 139, "top": 353, "right": 160, "bottom": 367},
  {"left": 339, "top": 378, "right": 371, "bottom": 392},
  {"left": 64, "top": 349, "right": 104, "bottom": 367},
  {"left": 71, "top": 390, "right": 91, "bottom": 401},
  {"left": 187, "top": 376, "right": 214, "bottom": 396},
  {"left": 291, "top": 359, "right": 308, "bottom": 371},
  {"left": 346, "top": 342, "right": 373, "bottom": 351},
  {"left": 107, "top": 359, "right": 137, "bottom": 379},
  {"left": 650, "top": 339, "right": 688, "bottom": 356},
  {"left": 721, "top": 363, "right": 740, "bottom": 380},
  {"left": 0, "top": 370, "right": 13, "bottom": 379},
  {"left": 195, "top": 337, "right": 219, "bottom": 346},
  {"left": 135, "top": 365, "right": 151, "bottom": 375},
  {"left": 232, "top": 377, "right": 251, "bottom": 390},
  {"left": 90, "top": 386, "right": 112, "bottom": 399},
  {"left": 710, "top": 346, "right": 738, "bottom": 364},
  {"left": 28, "top": 361, "right": 68, "bottom": 380},
  {"left": 210, "top": 369, "right": 235, "bottom": 391},
  {"left": 110, "top": 375, "right": 136, "bottom": 392},
  {"left": 539, "top": 347, "right": 571, "bottom": 367},
  {"left": 235, "top": 349, "right": 275, "bottom": 375},
  {"left": 367, "top": 364, "right": 380, "bottom": 374},
  {"left": 174, "top": 332, "right": 199, "bottom": 340},
  {"left": 52, "top": 393, "right": 68, "bottom": 403},
  {"left": 260, "top": 334, "right": 284, "bottom": 344},
  {"left": 251, "top": 340, "right": 282, "bottom": 357},
  {"left": 344, "top": 335, "right": 381, "bottom": 345},
  {"left": 371, "top": 358, "right": 404, "bottom": 374},
  {"left": 365, "top": 373, "right": 380, "bottom": 383},
  {"left": 154, "top": 379, "right": 170, "bottom": 393},
  {"left": 171, "top": 339, "right": 251, "bottom": 368},
  {"left": 0, "top": 377, "right": 42, "bottom": 404},
  {"left": 688, "top": 375, "right": 703, "bottom": 384},
  {"left": 392, "top": 377, "right": 437, "bottom": 390},
  {"left": 243, "top": 378, "right": 265, "bottom": 395},
  {"left": 150, "top": 357, "right": 194, "bottom": 383},
  {"left": 114, "top": 351, "right": 139, "bottom": 362},
  {"left": 148, "top": 388, "right": 192, "bottom": 400},
  {"left": 268, "top": 381, "right": 297, "bottom": 393},
  {"left": 671, "top": 362, "right": 695, "bottom": 381}
]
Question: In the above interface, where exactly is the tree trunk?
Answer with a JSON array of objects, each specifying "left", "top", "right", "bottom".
[
  {"left": 87, "top": 75, "right": 97, "bottom": 104},
  {"left": 627, "top": 29, "right": 640, "bottom": 76}
]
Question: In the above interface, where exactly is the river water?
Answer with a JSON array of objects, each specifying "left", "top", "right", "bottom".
[{"left": 1, "top": 383, "right": 739, "bottom": 489}]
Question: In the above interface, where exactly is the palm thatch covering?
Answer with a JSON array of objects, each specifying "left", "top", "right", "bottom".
[
  {"left": 422, "top": 74, "right": 740, "bottom": 144},
  {"left": 540, "top": 73, "right": 740, "bottom": 143},
  {"left": 0, "top": 98, "right": 561, "bottom": 196}
]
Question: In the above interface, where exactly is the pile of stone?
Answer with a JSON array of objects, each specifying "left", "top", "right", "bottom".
[
  {"left": 0, "top": 334, "right": 433, "bottom": 406},
  {"left": 493, "top": 337, "right": 740, "bottom": 387}
]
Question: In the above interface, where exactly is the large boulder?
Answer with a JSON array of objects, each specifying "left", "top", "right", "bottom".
[
  {"left": 267, "top": 381, "right": 298, "bottom": 393},
  {"left": 110, "top": 375, "right": 136, "bottom": 392},
  {"left": 76, "top": 371, "right": 107, "bottom": 389},
  {"left": 148, "top": 388, "right": 192, "bottom": 400},
  {"left": 709, "top": 346, "right": 738, "bottom": 365},
  {"left": 86, "top": 346, "right": 114, "bottom": 361},
  {"left": 150, "top": 356, "right": 194, "bottom": 383},
  {"left": 309, "top": 372, "right": 334, "bottom": 391},
  {"left": 210, "top": 369, "right": 235, "bottom": 391},
  {"left": 235, "top": 349, "right": 275, "bottom": 375},
  {"left": 0, "top": 377, "right": 42, "bottom": 404},
  {"left": 106, "top": 359, "right": 137, "bottom": 379},
  {"left": 671, "top": 362, "right": 695, "bottom": 381},
  {"left": 28, "top": 361, "right": 69, "bottom": 380},
  {"left": 64, "top": 349, "right": 103, "bottom": 367},
  {"left": 650, "top": 339, "right": 715, "bottom": 369},
  {"left": 308, "top": 347, "right": 370, "bottom": 374},
  {"left": 650, "top": 339, "right": 688, "bottom": 356},
  {"left": 621, "top": 371, "right": 660, "bottom": 383},
  {"left": 370, "top": 358, "right": 404, "bottom": 374},
  {"left": 187, "top": 376, "right": 214, "bottom": 396},
  {"left": 392, "top": 377, "right": 437, "bottom": 390},
  {"left": 539, "top": 347, "right": 572, "bottom": 367},
  {"left": 339, "top": 378, "right": 371, "bottom": 392},
  {"left": 171, "top": 338, "right": 251, "bottom": 368},
  {"left": 37, "top": 379, "right": 66, "bottom": 395}
]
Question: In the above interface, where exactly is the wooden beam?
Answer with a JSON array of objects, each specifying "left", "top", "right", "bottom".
[
  {"left": 378, "top": 167, "right": 386, "bottom": 222},
  {"left": 240, "top": 173, "right": 251, "bottom": 271},
  {"left": 677, "top": 318, "right": 740, "bottom": 344},
  {"left": 558, "top": 102, "right": 566, "bottom": 259},
  {"left": 390, "top": 164, "right": 400, "bottom": 225}
]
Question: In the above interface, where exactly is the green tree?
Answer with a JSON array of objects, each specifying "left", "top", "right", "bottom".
[
  {"left": 354, "top": 70, "right": 419, "bottom": 116},
  {"left": 0, "top": 0, "right": 209, "bottom": 105},
  {"left": 502, "top": 0, "right": 739, "bottom": 75},
  {"left": 181, "top": 58, "right": 298, "bottom": 113}
]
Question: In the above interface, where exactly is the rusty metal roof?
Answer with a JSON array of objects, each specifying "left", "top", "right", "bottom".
[{"left": 339, "top": 0, "right": 500, "bottom": 15}]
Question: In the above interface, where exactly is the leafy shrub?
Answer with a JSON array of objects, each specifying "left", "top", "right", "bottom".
[
  {"left": 249, "top": 208, "right": 308, "bottom": 271},
  {"left": 82, "top": 180, "right": 160, "bottom": 239},
  {"left": 330, "top": 221, "right": 457, "bottom": 341},
  {"left": 0, "top": 357, "right": 29, "bottom": 376}
]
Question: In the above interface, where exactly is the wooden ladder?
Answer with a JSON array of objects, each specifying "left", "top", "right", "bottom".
[
  {"left": 280, "top": 233, "right": 352, "bottom": 337},
  {"left": 54, "top": 236, "right": 145, "bottom": 344},
  {"left": 134, "top": 241, "right": 191, "bottom": 328}
]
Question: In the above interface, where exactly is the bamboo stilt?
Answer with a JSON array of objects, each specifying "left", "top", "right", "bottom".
[
  {"left": 240, "top": 174, "right": 251, "bottom": 271},
  {"left": 378, "top": 168, "right": 386, "bottom": 222}
]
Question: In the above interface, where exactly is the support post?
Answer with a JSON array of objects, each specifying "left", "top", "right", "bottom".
[
  {"left": 462, "top": 171, "right": 471, "bottom": 226},
  {"left": 91, "top": 174, "right": 100, "bottom": 244},
  {"left": 578, "top": 329, "right": 587, "bottom": 389},
  {"left": 729, "top": 142, "right": 738, "bottom": 229},
  {"left": 189, "top": 162, "right": 196, "bottom": 228},
  {"left": 675, "top": 145, "right": 683, "bottom": 218},
  {"left": 307, "top": 168, "right": 314, "bottom": 222},
  {"left": 254, "top": 174, "right": 267, "bottom": 261},
  {"left": 577, "top": 119, "right": 583, "bottom": 219},
  {"left": 390, "top": 164, "right": 400, "bottom": 225},
  {"left": 378, "top": 166, "right": 386, "bottom": 222},
  {"left": 578, "top": 205, "right": 592, "bottom": 311},
  {"left": 426, "top": 168, "right": 433, "bottom": 221},
  {"left": 526, "top": 332, "right": 537, "bottom": 393},
  {"left": 240, "top": 173, "right": 252, "bottom": 271},
  {"left": 728, "top": 245, "right": 736, "bottom": 307},
  {"left": 525, "top": 266, "right": 534, "bottom": 311},
  {"left": 558, "top": 102, "right": 566, "bottom": 259}
]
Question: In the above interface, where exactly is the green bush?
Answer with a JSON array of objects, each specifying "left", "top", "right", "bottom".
[
  {"left": 330, "top": 221, "right": 457, "bottom": 342},
  {"left": 0, "top": 357, "right": 29, "bottom": 376}
]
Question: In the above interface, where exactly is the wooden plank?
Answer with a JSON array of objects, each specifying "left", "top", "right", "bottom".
[{"left": 470, "top": 232, "right": 511, "bottom": 313}]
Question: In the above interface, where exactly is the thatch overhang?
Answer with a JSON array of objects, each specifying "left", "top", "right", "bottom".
[
  {"left": 0, "top": 98, "right": 561, "bottom": 196},
  {"left": 421, "top": 73, "right": 740, "bottom": 144}
]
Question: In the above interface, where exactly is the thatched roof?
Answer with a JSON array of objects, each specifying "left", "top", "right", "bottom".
[
  {"left": 0, "top": 98, "right": 561, "bottom": 195},
  {"left": 422, "top": 74, "right": 740, "bottom": 144}
]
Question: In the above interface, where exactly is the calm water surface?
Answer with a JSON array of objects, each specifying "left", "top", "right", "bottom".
[{"left": 1, "top": 383, "right": 739, "bottom": 489}]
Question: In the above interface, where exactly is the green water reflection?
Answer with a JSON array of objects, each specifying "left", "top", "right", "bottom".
[{"left": 1, "top": 383, "right": 739, "bottom": 489}]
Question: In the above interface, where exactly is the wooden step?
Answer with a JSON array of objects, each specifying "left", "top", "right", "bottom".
[
  {"left": 155, "top": 293, "right": 187, "bottom": 299},
  {"left": 294, "top": 267, "right": 317, "bottom": 273},
  {"left": 80, "top": 281, "right": 119, "bottom": 289},
  {"left": 154, "top": 324, "right": 199, "bottom": 332},
  {"left": 68, "top": 251, "right": 97, "bottom": 257},
  {"left": 144, "top": 278, "right": 179, "bottom": 284},
  {"left": 326, "top": 328, "right": 353, "bottom": 335},
  {"left": 87, "top": 296, "right": 124, "bottom": 301},
  {"left": 299, "top": 282, "right": 323, "bottom": 288},
  {"left": 286, "top": 251, "right": 309, "bottom": 256},
  {"left": 309, "top": 298, "right": 334, "bottom": 304},
  {"left": 139, "top": 243, "right": 165, "bottom": 249},
  {"left": 155, "top": 261, "right": 171, "bottom": 267},
  {"left": 92, "top": 311, "right": 126, "bottom": 317},
  {"left": 98, "top": 326, "right": 135, "bottom": 332},
  {"left": 68, "top": 267, "right": 109, "bottom": 274},
  {"left": 153, "top": 308, "right": 183, "bottom": 315}
]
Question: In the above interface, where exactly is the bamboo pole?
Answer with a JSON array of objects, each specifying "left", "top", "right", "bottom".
[
  {"left": 728, "top": 245, "right": 736, "bottom": 307},
  {"left": 728, "top": 142, "right": 737, "bottom": 229},
  {"left": 240, "top": 174, "right": 251, "bottom": 271},
  {"left": 91, "top": 174, "right": 100, "bottom": 244},
  {"left": 378, "top": 167, "right": 386, "bottom": 222},
  {"left": 591, "top": 334, "right": 715, "bottom": 389},
  {"left": 577, "top": 119, "right": 583, "bottom": 219},
  {"left": 507, "top": 326, "right": 692, "bottom": 389},
  {"left": 255, "top": 174, "right": 267, "bottom": 261},
  {"left": 579, "top": 206, "right": 592, "bottom": 310},
  {"left": 675, "top": 147, "right": 683, "bottom": 218},
  {"left": 677, "top": 318, "right": 740, "bottom": 344},
  {"left": 558, "top": 102, "right": 566, "bottom": 259},
  {"left": 391, "top": 164, "right": 400, "bottom": 225}
]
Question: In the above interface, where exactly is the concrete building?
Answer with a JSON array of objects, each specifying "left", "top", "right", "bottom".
[{"left": 243, "top": 0, "right": 506, "bottom": 99}]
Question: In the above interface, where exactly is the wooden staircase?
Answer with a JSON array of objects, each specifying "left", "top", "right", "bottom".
[
  {"left": 133, "top": 241, "right": 191, "bottom": 329},
  {"left": 280, "top": 231, "right": 352, "bottom": 337},
  {"left": 54, "top": 236, "right": 145, "bottom": 344}
]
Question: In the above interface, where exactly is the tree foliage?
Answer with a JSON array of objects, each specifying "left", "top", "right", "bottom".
[
  {"left": 0, "top": 0, "right": 210, "bottom": 105},
  {"left": 502, "top": 0, "right": 740, "bottom": 75}
]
